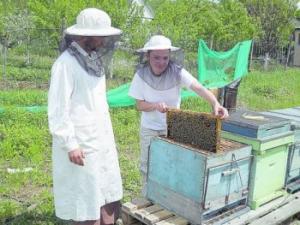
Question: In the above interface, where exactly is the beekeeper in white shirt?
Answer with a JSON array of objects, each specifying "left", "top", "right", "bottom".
[
  {"left": 129, "top": 35, "right": 229, "bottom": 196},
  {"left": 48, "top": 8, "right": 122, "bottom": 225}
]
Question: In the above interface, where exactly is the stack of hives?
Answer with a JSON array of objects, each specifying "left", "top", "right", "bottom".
[
  {"left": 146, "top": 109, "right": 252, "bottom": 224},
  {"left": 222, "top": 109, "right": 294, "bottom": 209},
  {"left": 262, "top": 107, "right": 300, "bottom": 194}
]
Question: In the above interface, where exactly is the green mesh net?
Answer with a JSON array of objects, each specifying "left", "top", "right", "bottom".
[
  {"left": 106, "top": 83, "right": 196, "bottom": 108},
  {"left": 198, "top": 39, "right": 252, "bottom": 88},
  {"left": 0, "top": 40, "right": 252, "bottom": 111}
]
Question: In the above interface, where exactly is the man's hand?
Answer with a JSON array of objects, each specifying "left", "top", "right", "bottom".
[{"left": 68, "top": 149, "right": 85, "bottom": 166}]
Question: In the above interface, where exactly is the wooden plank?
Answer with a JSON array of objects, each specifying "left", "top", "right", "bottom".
[
  {"left": 132, "top": 198, "right": 153, "bottom": 209},
  {"left": 249, "top": 197, "right": 300, "bottom": 225},
  {"left": 122, "top": 202, "right": 139, "bottom": 213},
  {"left": 123, "top": 198, "right": 152, "bottom": 213},
  {"left": 135, "top": 204, "right": 164, "bottom": 220},
  {"left": 155, "top": 216, "right": 189, "bottom": 225},
  {"left": 144, "top": 209, "right": 174, "bottom": 224}
]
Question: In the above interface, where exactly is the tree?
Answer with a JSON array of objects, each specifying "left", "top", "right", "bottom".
[
  {"left": 147, "top": 0, "right": 256, "bottom": 52},
  {"left": 239, "top": 0, "right": 298, "bottom": 55},
  {"left": 0, "top": 0, "right": 29, "bottom": 47},
  {"left": 216, "top": 0, "right": 257, "bottom": 50},
  {"left": 297, "top": 9, "right": 300, "bottom": 18},
  {"left": 28, "top": 0, "right": 145, "bottom": 51},
  {"left": 147, "top": 0, "right": 219, "bottom": 51}
]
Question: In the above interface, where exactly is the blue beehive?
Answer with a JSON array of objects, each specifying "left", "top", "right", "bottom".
[
  {"left": 222, "top": 110, "right": 291, "bottom": 138},
  {"left": 147, "top": 137, "right": 252, "bottom": 224}
]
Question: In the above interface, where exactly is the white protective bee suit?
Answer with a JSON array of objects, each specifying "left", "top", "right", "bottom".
[{"left": 48, "top": 49, "right": 123, "bottom": 221}]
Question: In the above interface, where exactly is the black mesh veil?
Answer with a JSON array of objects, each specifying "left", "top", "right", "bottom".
[{"left": 59, "top": 34, "right": 121, "bottom": 75}]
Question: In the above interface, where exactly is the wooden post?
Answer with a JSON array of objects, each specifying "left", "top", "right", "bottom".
[
  {"left": 58, "top": 17, "right": 67, "bottom": 53},
  {"left": 263, "top": 52, "right": 270, "bottom": 71},
  {"left": 285, "top": 44, "right": 291, "bottom": 70},
  {"left": 285, "top": 34, "right": 293, "bottom": 70},
  {"left": 248, "top": 40, "right": 254, "bottom": 72},
  {"left": 2, "top": 34, "right": 8, "bottom": 85},
  {"left": 26, "top": 27, "right": 30, "bottom": 65}
]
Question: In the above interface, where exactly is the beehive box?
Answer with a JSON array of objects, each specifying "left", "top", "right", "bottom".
[
  {"left": 286, "top": 143, "right": 300, "bottom": 193},
  {"left": 167, "top": 109, "right": 221, "bottom": 152},
  {"left": 222, "top": 131, "right": 294, "bottom": 153},
  {"left": 222, "top": 131, "right": 294, "bottom": 209},
  {"left": 262, "top": 108, "right": 300, "bottom": 141},
  {"left": 261, "top": 107, "right": 300, "bottom": 193},
  {"left": 222, "top": 110, "right": 291, "bottom": 139},
  {"left": 248, "top": 145, "right": 289, "bottom": 209},
  {"left": 147, "top": 137, "right": 252, "bottom": 224}
]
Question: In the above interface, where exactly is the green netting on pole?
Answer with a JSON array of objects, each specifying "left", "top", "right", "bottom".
[{"left": 198, "top": 39, "right": 252, "bottom": 88}]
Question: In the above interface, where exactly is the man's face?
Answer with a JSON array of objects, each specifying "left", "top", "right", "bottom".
[
  {"left": 148, "top": 50, "right": 170, "bottom": 75},
  {"left": 83, "top": 36, "right": 105, "bottom": 52}
]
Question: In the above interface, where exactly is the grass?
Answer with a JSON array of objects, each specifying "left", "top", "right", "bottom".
[
  {"left": 0, "top": 90, "right": 47, "bottom": 106},
  {"left": 0, "top": 67, "right": 300, "bottom": 224},
  {"left": 238, "top": 69, "right": 300, "bottom": 110}
]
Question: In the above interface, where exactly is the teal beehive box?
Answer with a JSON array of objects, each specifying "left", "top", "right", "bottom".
[{"left": 147, "top": 137, "right": 252, "bottom": 224}]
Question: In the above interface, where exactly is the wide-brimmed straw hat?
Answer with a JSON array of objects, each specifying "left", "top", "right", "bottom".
[
  {"left": 65, "top": 8, "right": 122, "bottom": 36},
  {"left": 137, "top": 35, "right": 180, "bottom": 52}
]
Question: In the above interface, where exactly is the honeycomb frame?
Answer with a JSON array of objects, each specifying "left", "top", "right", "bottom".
[{"left": 166, "top": 109, "right": 221, "bottom": 153}]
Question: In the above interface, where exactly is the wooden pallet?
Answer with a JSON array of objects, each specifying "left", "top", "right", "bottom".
[
  {"left": 121, "top": 198, "right": 189, "bottom": 225},
  {"left": 223, "top": 191, "right": 300, "bottom": 225},
  {"left": 121, "top": 192, "right": 300, "bottom": 225},
  {"left": 121, "top": 198, "right": 248, "bottom": 225}
]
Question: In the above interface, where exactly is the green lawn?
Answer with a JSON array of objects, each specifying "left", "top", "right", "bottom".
[{"left": 0, "top": 68, "right": 300, "bottom": 224}]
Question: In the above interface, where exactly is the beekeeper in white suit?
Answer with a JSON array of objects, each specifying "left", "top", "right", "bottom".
[
  {"left": 48, "top": 8, "right": 122, "bottom": 225},
  {"left": 129, "top": 35, "right": 229, "bottom": 196}
]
